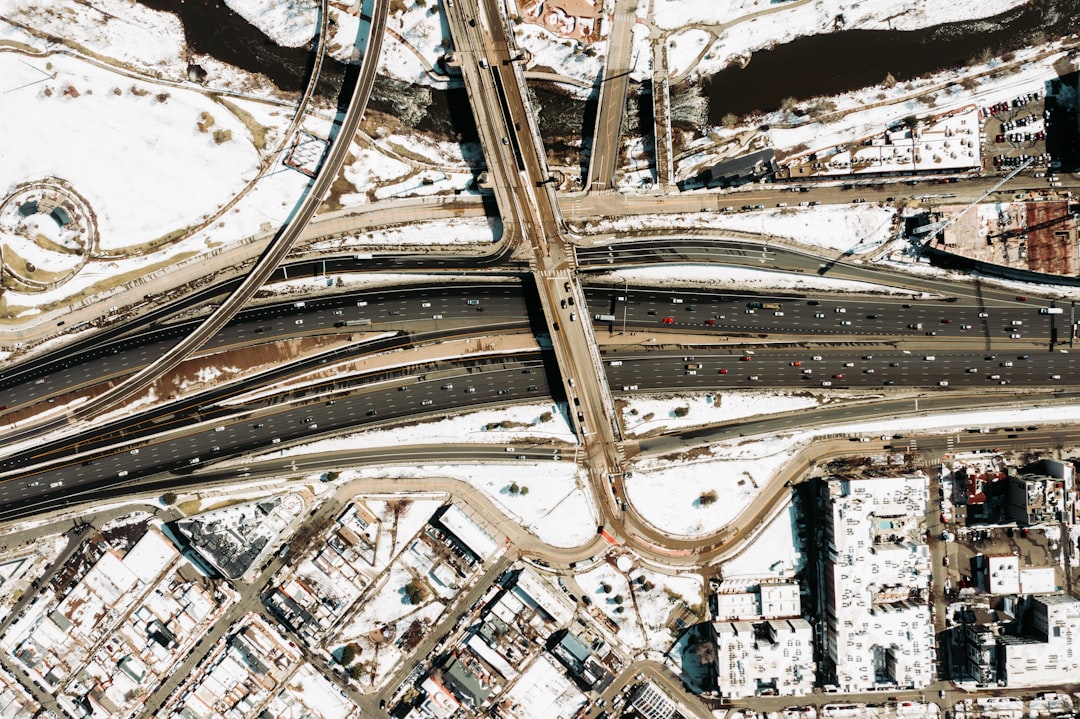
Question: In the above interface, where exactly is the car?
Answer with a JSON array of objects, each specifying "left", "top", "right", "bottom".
[
  {"left": 129, "top": 448, "right": 139, "bottom": 455},
  {"left": 924, "top": 355, "right": 936, "bottom": 361},
  {"left": 749, "top": 375, "right": 760, "bottom": 381},
  {"left": 497, "top": 388, "right": 509, "bottom": 394},
  {"left": 966, "top": 368, "right": 977, "bottom": 373},
  {"left": 1019, "top": 355, "right": 1029, "bottom": 360},
  {"left": 421, "top": 399, "right": 434, "bottom": 405},
  {"left": 802, "top": 369, "right": 813, "bottom": 374},
  {"left": 862, "top": 355, "right": 874, "bottom": 360},
  {"left": 835, "top": 307, "right": 846, "bottom": 313},
  {"left": 890, "top": 362, "right": 900, "bottom": 367},
  {"left": 704, "top": 318, "right": 716, "bottom": 325},
  {"left": 942, "top": 319, "right": 952, "bottom": 323},
  {"left": 864, "top": 368, "right": 875, "bottom": 374},
  {"left": 844, "top": 362, "right": 854, "bottom": 367},
  {"left": 939, "top": 380, "right": 949, "bottom": 386},
  {"left": 1051, "top": 374, "right": 1061, "bottom": 380},
  {"left": 302, "top": 417, "right": 314, "bottom": 423},
  {"left": 366, "top": 410, "right": 377, "bottom": 416},
  {"left": 685, "top": 370, "right": 697, "bottom": 376},
  {"left": 821, "top": 381, "right": 832, "bottom": 387},
  {"left": 465, "top": 387, "right": 476, "bottom": 393},
  {"left": 811, "top": 355, "right": 823, "bottom": 361},
  {"left": 840, "top": 320, "right": 852, "bottom": 325},
  {"left": 961, "top": 324, "right": 971, "bottom": 329},
  {"left": 294, "top": 319, "right": 303, "bottom": 325},
  {"left": 814, "top": 312, "right": 825, "bottom": 318},
  {"left": 790, "top": 361, "right": 802, "bottom": 366},
  {"left": 719, "top": 369, "right": 729, "bottom": 374},
  {"left": 271, "top": 437, "right": 282, "bottom": 444},
  {"left": 189, "top": 458, "right": 200, "bottom": 465},
  {"left": 662, "top": 317, "right": 675, "bottom": 324},
  {"left": 1015, "top": 295, "right": 1028, "bottom": 301},
  {"left": 833, "top": 374, "right": 844, "bottom": 379},
  {"left": 740, "top": 356, "right": 752, "bottom": 361},
  {"left": 990, "top": 374, "right": 1001, "bottom": 380},
  {"left": 745, "top": 309, "right": 756, "bottom": 314},
  {"left": 1001, "top": 361, "right": 1013, "bottom": 367},
  {"left": 926, "top": 331, "right": 937, "bottom": 335},
  {"left": 884, "top": 380, "right": 895, "bottom": 385},
  {"left": 1010, "top": 333, "right": 1022, "bottom": 339}
]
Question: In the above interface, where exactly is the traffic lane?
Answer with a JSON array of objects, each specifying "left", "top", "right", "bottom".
[
  {"left": 578, "top": 238, "right": 1072, "bottom": 307},
  {"left": 604, "top": 349, "right": 1078, "bottom": 390},
  {"left": 0, "top": 283, "right": 529, "bottom": 418},
  {"left": 584, "top": 286, "right": 1065, "bottom": 340},
  {"left": 0, "top": 362, "right": 555, "bottom": 513}
]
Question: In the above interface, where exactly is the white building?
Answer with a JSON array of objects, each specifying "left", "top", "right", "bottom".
[
  {"left": 715, "top": 618, "right": 814, "bottom": 698},
  {"left": 819, "top": 474, "right": 935, "bottom": 692},
  {"left": 999, "top": 595, "right": 1080, "bottom": 687}
]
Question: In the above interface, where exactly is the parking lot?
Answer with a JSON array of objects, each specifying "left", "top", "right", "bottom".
[{"left": 981, "top": 91, "right": 1051, "bottom": 173}]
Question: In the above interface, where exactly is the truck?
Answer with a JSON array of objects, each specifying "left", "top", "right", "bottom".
[
  {"left": 1040, "top": 307, "right": 1064, "bottom": 314},
  {"left": 761, "top": 302, "right": 781, "bottom": 310},
  {"left": 594, "top": 314, "right": 616, "bottom": 322},
  {"left": 747, "top": 301, "right": 763, "bottom": 309},
  {"left": 345, "top": 319, "right": 371, "bottom": 326}
]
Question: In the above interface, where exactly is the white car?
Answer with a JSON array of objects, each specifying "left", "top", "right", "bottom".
[
  {"left": 811, "top": 355, "right": 823, "bottom": 361},
  {"left": 821, "top": 381, "right": 832, "bottom": 387},
  {"left": 1010, "top": 333, "right": 1022, "bottom": 339}
]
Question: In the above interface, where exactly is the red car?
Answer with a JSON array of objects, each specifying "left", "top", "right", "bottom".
[
  {"left": 833, "top": 374, "right": 844, "bottom": 379},
  {"left": 790, "top": 361, "right": 802, "bottom": 366},
  {"left": 1015, "top": 296, "right": 1028, "bottom": 301},
  {"left": 719, "top": 369, "right": 729, "bottom": 374},
  {"left": 662, "top": 317, "right": 674, "bottom": 324},
  {"left": 740, "top": 356, "right": 752, "bottom": 362},
  {"left": 704, "top": 318, "right": 716, "bottom": 326}
]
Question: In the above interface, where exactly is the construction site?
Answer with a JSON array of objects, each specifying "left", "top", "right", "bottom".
[{"left": 933, "top": 199, "right": 1080, "bottom": 277}]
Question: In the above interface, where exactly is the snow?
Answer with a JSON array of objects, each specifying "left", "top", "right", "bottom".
[
  {"left": 576, "top": 562, "right": 645, "bottom": 649},
  {"left": 632, "top": 566, "right": 703, "bottom": 652},
  {"left": 621, "top": 391, "right": 823, "bottom": 438},
  {"left": 0, "top": 54, "right": 260, "bottom": 252},
  {"left": 346, "top": 462, "right": 597, "bottom": 548},
  {"left": 626, "top": 436, "right": 796, "bottom": 539},
  {"left": 666, "top": 28, "right": 711, "bottom": 79},
  {"left": 284, "top": 664, "right": 358, "bottom": 719},
  {"left": 513, "top": 23, "right": 606, "bottom": 89},
  {"left": 223, "top": 0, "right": 319, "bottom": 48},
  {"left": 375, "top": 0, "right": 452, "bottom": 85},
  {"left": 504, "top": 654, "right": 588, "bottom": 719},
  {"left": 340, "top": 149, "right": 411, "bottom": 200},
  {"left": 306, "top": 215, "right": 503, "bottom": 249},
  {"left": 592, "top": 264, "right": 910, "bottom": 294},
  {"left": 721, "top": 498, "right": 803, "bottom": 579}
]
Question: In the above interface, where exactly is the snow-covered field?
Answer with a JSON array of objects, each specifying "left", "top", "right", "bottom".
[
  {"left": 0, "top": 54, "right": 259, "bottom": 252},
  {"left": 620, "top": 391, "right": 823, "bottom": 438},
  {"left": 720, "top": 499, "right": 804, "bottom": 579},
  {"left": 626, "top": 437, "right": 795, "bottom": 538}
]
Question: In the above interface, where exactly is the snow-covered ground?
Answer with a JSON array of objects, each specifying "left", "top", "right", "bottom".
[
  {"left": 223, "top": 0, "right": 318, "bottom": 48},
  {"left": 0, "top": 54, "right": 259, "bottom": 252},
  {"left": 580, "top": 202, "right": 899, "bottom": 255},
  {"left": 620, "top": 391, "right": 823, "bottom": 438},
  {"left": 592, "top": 264, "right": 910, "bottom": 295},
  {"left": 720, "top": 498, "right": 804, "bottom": 579},
  {"left": 306, "top": 215, "right": 503, "bottom": 250},
  {"left": 576, "top": 562, "right": 646, "bottom": 650},
  {"left": 626, "top": 437, "right": 794, "bottom": 538}
]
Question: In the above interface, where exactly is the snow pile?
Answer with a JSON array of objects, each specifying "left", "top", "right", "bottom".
[
  {"left": 223, "top": 0, "right": 319, "bottom": 48},
  {"left": 621, "top": 391, "right": 822, "bottom": 438},
  {"left": 625, "top": 436, "right": 796, "bottom": 538},
  {"left": 0, "top": 53, "right": 259, "bottom": 252},
  {"left": 308, "top": 216, "right": 503, "bottom": 249}
]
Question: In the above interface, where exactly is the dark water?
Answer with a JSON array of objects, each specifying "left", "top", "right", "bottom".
[
  {"left": 137, "top": 0, "right": 350, "bottom": 99},
  {"left": 704, "top": 0, "right": 1080, "bottom": 120}
]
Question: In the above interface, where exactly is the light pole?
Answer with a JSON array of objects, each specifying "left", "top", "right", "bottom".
[{"left": 621, "top": 280, "right": 628, "bottom": 335}]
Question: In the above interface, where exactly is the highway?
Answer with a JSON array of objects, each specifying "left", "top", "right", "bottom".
[{"left": 0, "top": 0, "right": 391, "bottom": 450}]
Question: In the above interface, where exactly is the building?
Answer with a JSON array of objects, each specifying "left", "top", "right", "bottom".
[
  {"left": 714, "top": 618, "right": 814, "bottom": 698},
  {"left": 715, "top": 581, "right": 801, "bottom": 621},
  {"left": 630, "top": 681, "right": 678, "bottom": 719},
  {"left": 1005, "top": 472, "right": 1068, "bottom": 525},
  {"left": 999, "top": 595, "right": 1080, "bottom": 687},
  {"left": 818, "top": 473, "right": 935, "bottom": 692}
]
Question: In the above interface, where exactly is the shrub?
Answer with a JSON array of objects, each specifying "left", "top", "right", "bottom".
[{"left": 698, "top": 490, "right": 718, "bottom": 506}]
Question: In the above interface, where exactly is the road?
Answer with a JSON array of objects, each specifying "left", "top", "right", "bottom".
[
  {"left": 0, "top": 0, "right": 390, "bottom": 451},
  {"left": 585, "top": 0, "right": 638, "bottom": 191}
]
